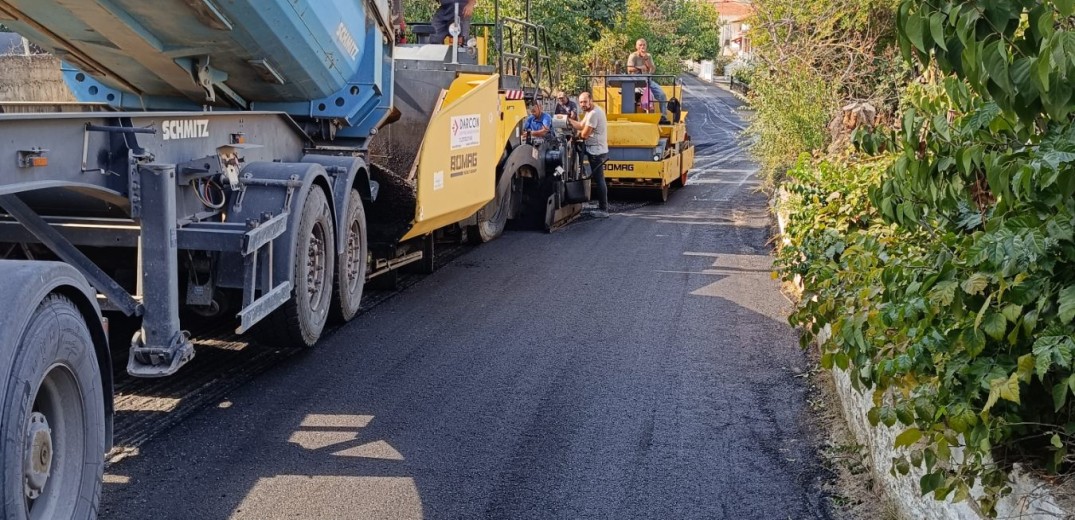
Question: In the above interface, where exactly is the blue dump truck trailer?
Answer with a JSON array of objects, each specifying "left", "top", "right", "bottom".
[{"left": 0, "top": 1, "right": 590, "bottom": 517}]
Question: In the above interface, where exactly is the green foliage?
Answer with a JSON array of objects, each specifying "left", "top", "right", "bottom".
[
  {"left": 750, "top": 65, "right": 832, "bottom": 176},
  {"left": 747, "top": 0, "right": 908, "bottom": 183},
  {"left": 778, "top": 155, "right": 1013, "bottom": 514},
  {"left": 673, "top": 0, "right": 722, "bottom": 62},
  {"left": 404, "top": 0, "right": 719, "bottom": 93},
  {"left": 779, "top": 0, "right": 1075, "bottom": 515},
  {"left": 525, "top": 0, "right": 624, "bottom": 75},
  {"left": 581, "top": 0, "right": 719, "bottom": 83}
]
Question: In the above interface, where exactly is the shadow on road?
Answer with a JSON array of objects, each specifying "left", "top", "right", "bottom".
[{"left": 98, "top": 75, "right": 832, "bottom": 520}]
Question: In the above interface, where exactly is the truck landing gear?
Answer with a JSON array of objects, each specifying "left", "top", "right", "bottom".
[{"left": 3, "top": 294, "right": 106, "bottom": 520}]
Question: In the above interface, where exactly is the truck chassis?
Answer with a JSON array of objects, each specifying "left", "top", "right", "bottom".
[{"left": 0, "top": 2, "right": 584, "bottom": 518}]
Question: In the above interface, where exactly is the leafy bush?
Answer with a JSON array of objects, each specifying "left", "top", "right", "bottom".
[
  {"left": 779, "top": 151, "right": 1020, "bottom": 514},
  {"left": 714, "top": 54, "right": 733, "bottom": 76},
  {"left": 724, "top": 56, "right": 756, "bottom": 84},
  {"left": 747, "top": 0, "right": 907, "bottom": 184},
  {"left": 778, "top": 0, "right": 1075, "bottom": 515},
  {"left": 749, "top": 63, "right": 832, "bottom": 178}
]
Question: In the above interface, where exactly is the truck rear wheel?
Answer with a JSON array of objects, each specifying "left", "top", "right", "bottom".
[
  {"left": 330, "top": 190, "right": 367, "bottom": 323},
  {"left": 256, "top": 187, "right": 336, "bottom": 347},
  {"left": 1, "top": 294, "right": 105, "bottom": 520}
]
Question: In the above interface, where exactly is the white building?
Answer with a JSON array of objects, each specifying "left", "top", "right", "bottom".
[{"left": 709, "top": 1, "right": 752, "bottom": 58}]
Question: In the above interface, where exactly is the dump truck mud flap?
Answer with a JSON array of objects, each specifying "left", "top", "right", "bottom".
[{"left": 218, "top": 162, "right": 334, "bottom": 293}]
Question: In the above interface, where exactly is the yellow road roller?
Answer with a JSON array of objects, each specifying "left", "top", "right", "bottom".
[{"left": 590, "top": 75, "right": 695, "bottom": 202}]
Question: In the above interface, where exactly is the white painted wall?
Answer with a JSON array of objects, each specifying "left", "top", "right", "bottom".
[{"left": 700, "top": 61, "right": 714, "bottom": 82}]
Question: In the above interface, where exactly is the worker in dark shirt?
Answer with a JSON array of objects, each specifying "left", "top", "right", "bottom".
[
  {"left": 431, "top": 0, "right": 475, "bottom": 45},
  {"left": 553, "top": 90, "right": 579, "bottom": 121}
]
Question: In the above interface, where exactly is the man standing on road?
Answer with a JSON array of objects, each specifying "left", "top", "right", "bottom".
[
  {"left": 627, "top": 38, "right": 669, "bottom": 123},
  {"left": 522, "top": 101, "right": 553, "bottom": 142},
  {"left": 553, "top": 90, "right": 579, "bottom": 120},
  {"left": 569, "top": 92, "right": 609, "bottom": 218},
  {"left": 431, "top": 0, "right": 475, "bottom": 45}
]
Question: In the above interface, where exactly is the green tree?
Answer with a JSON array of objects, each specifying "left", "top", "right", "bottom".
[
  {"left": 672, "top": 0, "right": 721, "bottom": 62},
  {"left": 404, "top": 0, "right": 721, "bottom": 93}
]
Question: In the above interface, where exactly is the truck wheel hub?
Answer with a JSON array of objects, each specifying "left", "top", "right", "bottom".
[
  {"left": 344, "top": 221, "right": 361, "bottom": 286},
  {"left": 24, "top": 412, "right": 53, "bottom": 499},
  {"left": 306, "top": 222, "right": 327, "bottom": 303}
]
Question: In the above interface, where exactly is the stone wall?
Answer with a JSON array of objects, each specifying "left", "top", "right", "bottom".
[
  {"left": 831, "top": 367, "right": 1068, "bottom": 519},
  {"left": 0, "top": 55, "right": 75, "bottom": 102}
]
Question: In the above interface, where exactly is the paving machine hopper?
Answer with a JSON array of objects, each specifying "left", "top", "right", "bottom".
[{"left": 369, "top": 19, "right": 588, "bottom": 241}]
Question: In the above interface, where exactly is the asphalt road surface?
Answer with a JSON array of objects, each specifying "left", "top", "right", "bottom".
[{"left": 100, "top": 75, "right": 833, "bottom": 520}]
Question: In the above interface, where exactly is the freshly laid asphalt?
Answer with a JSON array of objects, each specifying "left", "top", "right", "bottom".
[{"left": 100, "top": 75, "right": 833, "bottom": 519}]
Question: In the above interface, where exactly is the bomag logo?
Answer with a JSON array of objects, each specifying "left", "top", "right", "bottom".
[
  {"left": 451, "top": 152, "right": 478, "bottom": 170},
  {"left": 606, "top": 163, "right": 635, "bottom": 172},
  {"left": 161, "top": 119, "right": 210, "bottom": 140},
  {"left": 450, "top": 152, "right": 479, "bottom": 177}
]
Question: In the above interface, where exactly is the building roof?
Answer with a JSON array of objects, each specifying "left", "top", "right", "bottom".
[{"left": 709, "top": 1, "right": 753, "bottom": 22}]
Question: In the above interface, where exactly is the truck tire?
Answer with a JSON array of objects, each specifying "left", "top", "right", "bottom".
[
  {"left": 330, "top": 190, "right": 367, "bottom": 323},
  {"left": 1, "top": 294, "right": 106, "bottom": 520},
  {"left": 256, "top": 187, "right": 336, "bottom": 347}
]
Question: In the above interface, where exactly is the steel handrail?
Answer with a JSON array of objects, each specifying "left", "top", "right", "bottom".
[
  {"left": 407, "top": 8, "right": 557, "bottom": 98},
  {"left": 582, "top": 74, "right": 683, "bottom": 115}
]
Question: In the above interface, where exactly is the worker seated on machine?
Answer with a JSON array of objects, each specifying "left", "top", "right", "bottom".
[
  {"left": 521, "top": 101, "right": 552, "bottom": 144},
  {"left": 627, "top": 38, "right": 669, "bottom": 124}
]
